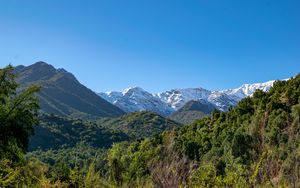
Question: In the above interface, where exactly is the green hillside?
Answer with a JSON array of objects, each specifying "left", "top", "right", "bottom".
[
  {"left": 97, "top": 111, "right": 182, "bottom": 138},
  {"left": 107, "top": 74, "right": 300, "bottom": 187},
  {"left": 29, "top": 114, "right": 130, "bottom": 151},
  {"left": 2, "top": 63, "right": 300, "bottom": 187},
  {"left": 28, "top": 111, "right": 181, "bottom": 152}
]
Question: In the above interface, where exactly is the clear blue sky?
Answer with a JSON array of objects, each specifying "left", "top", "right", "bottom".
[{"left": 0, "top": 0, "right": 299, "bottom": 93}]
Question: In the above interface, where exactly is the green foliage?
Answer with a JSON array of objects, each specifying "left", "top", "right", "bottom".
[
  {"left": 107, "top": 131, "right": 195, "bottom": 187},
  {"left": 0, "top": 65, "right": 40, "bottom": 161},
  {"left": 97, "top": 111, "right": 182, "bottom": 138},
  {"left": 28, "top": 142, "right": 109, "bottom": 176},
  {"left": 107, "top": 139, "right": 159, "bottom": 186},
  {"left": 29, "top": 114, "right": 130, "bottom": 151},
  {"left": 0, "top": 159, "right": 21, "bottom": 187},
  {"left": 2, "top": 64, "right": 300, "bottom": 187},
  {"left": 0, "top": 157, "right": 110, "bottom": 187},
  {"left": 103, "top": 74, "right": 300, "bottom": 187}
]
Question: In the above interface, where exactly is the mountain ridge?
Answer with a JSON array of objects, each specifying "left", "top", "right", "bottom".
[
  {"left": 15, "top": 61, "right": 125, "bottom": 118},
  {"left": 12, "top": 62, "right": 281, "bottom": 118},
  {"left": 99, "top": 79, "right": 277, "bottom": 115},
  {"left": 98, "top": 86, "right": 174, "bottom": 116},
  {"left": 169, "top": 99, "right": 216, "bottom": 124}
]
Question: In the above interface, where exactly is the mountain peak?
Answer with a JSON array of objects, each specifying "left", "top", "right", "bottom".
[
  {"left": 99, "top": 78, "right": 282, "bottom": 115},
  {"left": 99, "top": 86, "right": 174, "bottom": 116},
  {"left": 122, "top": 86, "right": 145, "bottom": 95},
  {"left": 221, "top": 80, "right": 276, "bottom": 100},
  {"left": 30, "top": 61, "right": 55, "bottom": 70},
  {"left": 14, "top": 62, "right": 125, "bottom": 118},
  {"left": 57, "top": 68, "right": 68, "bottom": 73},
  {"left": 34, "top": 61, "right": 49, "bottom": 66}
]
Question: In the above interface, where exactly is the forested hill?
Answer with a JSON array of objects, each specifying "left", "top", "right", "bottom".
[
  {"left": 98, "top": 111, "right": 182, "bottom": 138},
  {"left": 29, "top": 114, "right": 130, "bottom": 151},
  {"left": 29, "top": 111, "right": 180, "bottom": 151},
  {"left": 14, "top": 62, "right": 124, "bottom": 118},
  {"left": 107, "top": 74, "right": 300, "bottom": 187}
]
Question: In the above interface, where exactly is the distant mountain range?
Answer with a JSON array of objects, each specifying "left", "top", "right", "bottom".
[
  {"left": 12, "top": 61, "right": 280, "bottom": 122},
  {"left": 99, "top": 87, "right": 174, "bottom": 116},
  {"left": 14, "top": 62, "right": 124, "bottom": 118},
  {"left": 98, "top": 80, "right": 276, "bottom": 116}
]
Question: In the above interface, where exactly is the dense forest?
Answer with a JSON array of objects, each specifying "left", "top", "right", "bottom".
[
  {"left": 1, "top": 64, "right": 300, "bottom": 187},
  {"left": 97, "top": 111, "right": 181, "bottom": 138}
]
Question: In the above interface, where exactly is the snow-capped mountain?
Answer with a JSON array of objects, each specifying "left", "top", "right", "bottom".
[
  {"left": 207, "top": 91, "right": 238, "bottom": 111},
  {"left": 98, "top": 91, "right": 123, "bottom": 104},
  {"left": 155, "top": 88, "right": 211, "bottom": 110},
  {"left": 98, "top": 87, "right": 174, "bottom": 116},
  {"left": 98, "top": 79, "right": 277, "bottom": 116},
  {"left": 221, "top": 80, "right": 275, "bottom": 101},
  {"left": 155, "top": 88, "right": 235, "bottom": 111}
]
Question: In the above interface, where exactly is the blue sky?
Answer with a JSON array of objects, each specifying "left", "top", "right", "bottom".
[{"left": 0, "top": 0, "right": 299, "bottom": 93}]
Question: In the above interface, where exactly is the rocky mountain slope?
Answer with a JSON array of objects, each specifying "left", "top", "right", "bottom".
[
  {"left": 15, "top": 62, "right": 124, "bottom": 118},
  {"left": 99, "top": 87, "right": 174, "bottom": 116},
  {"left": 220, "top": 80, "right": 275, "bottom": 101},
  {"left": 169, "top": 99, "right": 216, "bottom": 124}
]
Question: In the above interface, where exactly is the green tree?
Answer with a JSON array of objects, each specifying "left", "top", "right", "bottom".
[{"left": 0, "top": 65, "right": 40, "bottom": 161}]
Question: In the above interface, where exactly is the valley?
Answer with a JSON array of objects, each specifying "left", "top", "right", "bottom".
[
  {"left": 0, "top": 62, "right": 298, "bottom": 187},
  {"left": 1, "top": 1, "right": 298, "bottom": 186}
]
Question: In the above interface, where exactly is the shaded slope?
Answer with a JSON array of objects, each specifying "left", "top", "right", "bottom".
[{"left": 169, "top": 100, "right": 216, "bottom": 124}]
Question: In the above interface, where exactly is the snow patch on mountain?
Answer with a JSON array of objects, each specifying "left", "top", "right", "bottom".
[
  {"left": 221, "top": 80, "right": 275, "bottom": 101},
  {"left": 155, "top": 88, "right": 211, "bottom": 110},
  {"left": 98, "top": 87, "right": 174, "bottom": 116},
  {"left": 98, "top": 91, "right": 122, "bottom": 104}
]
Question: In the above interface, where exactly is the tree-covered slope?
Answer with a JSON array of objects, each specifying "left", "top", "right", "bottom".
[
  {"left": 14, "top": 62, "right": 124, "bottom": 118},
  {"left": 29, "top": 114, "right": 130, "bottom": 151},
  {"left": 107, "top": 74, "right": 300, "bottom": 187},
  {"left": 29, "top": 111, "right": 181, "bottom": 152},
  {"left": 97, "top": 111, "right": 182, "bottom": 138}
]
